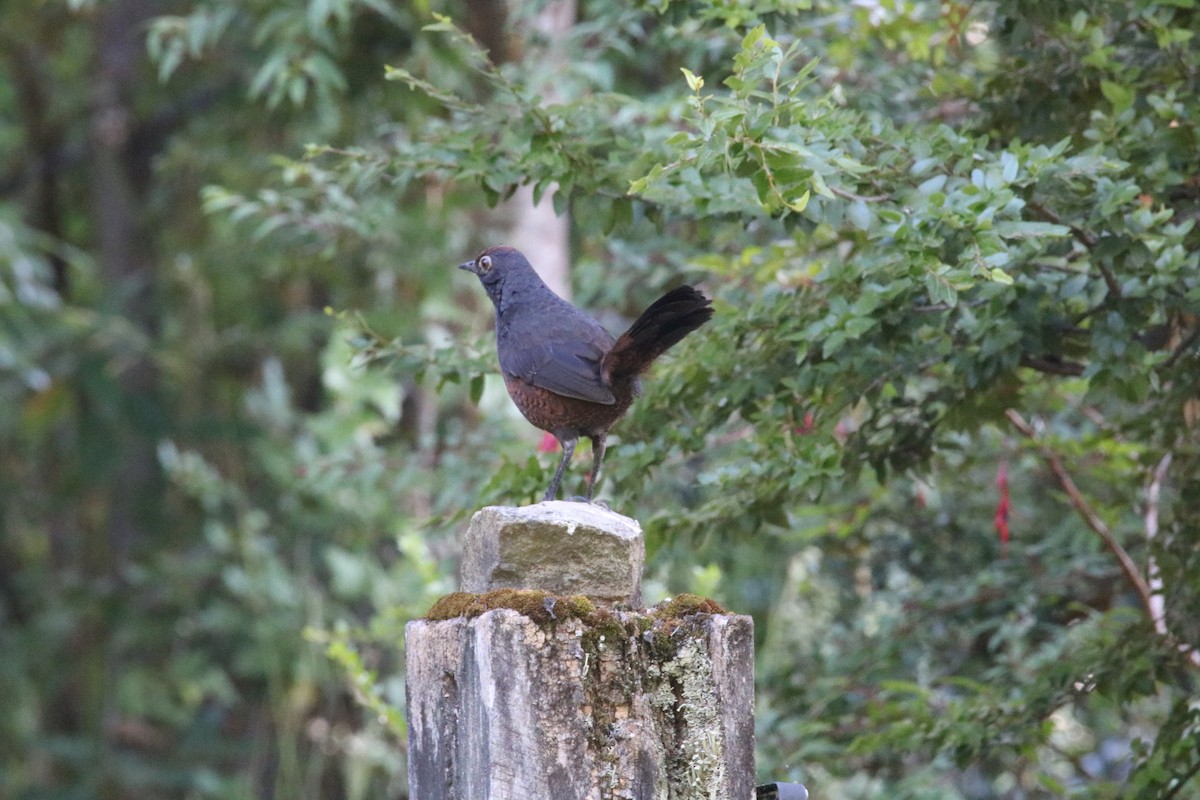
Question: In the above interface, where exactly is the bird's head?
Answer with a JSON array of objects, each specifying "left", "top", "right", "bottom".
[{"left": 458, "top": 246, "right": 537, "bottom": 308}]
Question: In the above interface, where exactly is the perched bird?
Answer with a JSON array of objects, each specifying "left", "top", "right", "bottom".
[{"left": 460, "top": 246, "right": 713, "bottom": 502}]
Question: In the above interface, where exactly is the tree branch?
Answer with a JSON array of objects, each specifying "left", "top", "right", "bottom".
[
  {"left": 1004, "top": 410, "right": 1155, "bottom": 619},
  {"left": 1143, "top": 453, "right": 1200, "bottom": 668},
  {"left": 829, "top": 184, "right": 891, "bottom": 203},
  {"left": 1161, "top": 324, "right": 1200, "bottom": 370},
  {"left": 1027, "top": 201, "right": 1121, "bottom": 299},
  {"left": 1162, "top": 757, "right": 1200, "bottom": 800},
  {"left": 1019, "top": 354, "right": 1085, "bottom": 377},
  {"left": 1144, "top": 452, "right": 1171, "bottom": 637}
]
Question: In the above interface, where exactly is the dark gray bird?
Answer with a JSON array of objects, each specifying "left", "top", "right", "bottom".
[{"left": 460, "top": 246, "right": 713, "bottom": 502}]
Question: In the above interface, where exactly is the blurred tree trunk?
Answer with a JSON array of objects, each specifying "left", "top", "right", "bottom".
[
  {"left": 76, "top": 2, "right": 162, "bottom": 794},
  {"left": 506, "top": 184, "right": 572, "bottom": 299},
  {"left": 91, "top": 0, "right": 161, "bottom": 561},
  {"left": 503, "top": 0, "right": 575, "bottom": 300},
  {"left": 3, "top": 34, "right": 69, "bottom": 294},
  {"left": 467, "top": 0, "right": 576, "bottom": 299}
]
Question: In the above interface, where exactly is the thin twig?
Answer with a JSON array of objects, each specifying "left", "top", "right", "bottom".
[
  {"left": 1004, "top": 410, "right": 1155, "bottom": 619},
  {"left": 1143, "top": 453, "right": 1200, "bottom": 668},
  {"left": 1027, "top": 201, "right": 1098, "bottom": 248},
  {"left": 829, "top": 184, "right": 891, "bottom": 202},
  {"left": 1162, "top": 756, "right": 1200, "bottom": 800},
  {"left": 1026, "top": 201, "right": 1121, "bottom": 299},
  {"left": 1019, "top": 354, "right": 1085, "bottom": 377},
  {"left": 1162, "top": 324, "right": 1200, "bottom": 370}
]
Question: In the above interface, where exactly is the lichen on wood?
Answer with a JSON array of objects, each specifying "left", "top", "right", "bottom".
[{"left": 408, "top": 591, "right": 754, "bottom": 799}]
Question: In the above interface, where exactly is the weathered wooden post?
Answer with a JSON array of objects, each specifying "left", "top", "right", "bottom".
[{"left": 405, "top": 501, "right": 755, "bottom": 799}]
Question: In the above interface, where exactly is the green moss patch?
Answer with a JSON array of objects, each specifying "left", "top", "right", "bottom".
[
  {"left": 424, "top": 590, "right": 731, "bottom": 664},
  {"left": 648, "top": 593, "right": 728, "bottom": 620},
  {"left": 424, "top": 589, "right": 596, "bottom": 625},
  {"left": 424, "top": 590, "right": 728, "bottom": 629}
]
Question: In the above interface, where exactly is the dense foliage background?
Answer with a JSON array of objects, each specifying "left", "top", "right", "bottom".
[{"left": 2, "top": 0, "right": 1198, "bottom": 798}]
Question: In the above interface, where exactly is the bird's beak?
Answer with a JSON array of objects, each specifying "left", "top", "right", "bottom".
[{"left": 458, "top": 259, "right": 479, "bottom": 275}]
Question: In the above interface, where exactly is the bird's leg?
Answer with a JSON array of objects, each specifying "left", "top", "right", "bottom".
[
  {"left": 544, "top": 436, "right": 576, "bottom": 502},
  {"left": 585, "top": 434, "right": 607, "bottom": 501}
]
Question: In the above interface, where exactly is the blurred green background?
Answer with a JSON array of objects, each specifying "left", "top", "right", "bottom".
[{"left": 2, "top": 0, "right": 1199, "bottom": 798}]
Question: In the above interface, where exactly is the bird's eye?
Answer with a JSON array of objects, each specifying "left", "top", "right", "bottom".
[{"left": 478, "top": 255, "right": 493, "bottom": 272}]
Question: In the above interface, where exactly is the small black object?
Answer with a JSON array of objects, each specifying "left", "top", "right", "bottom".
[{"left": 756, "top": 782, "right": 809, "bottom": 800}]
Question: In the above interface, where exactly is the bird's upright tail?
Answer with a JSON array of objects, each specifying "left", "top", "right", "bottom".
[{"left": 602, "top": 286, "right": 713, "bottom": 381}]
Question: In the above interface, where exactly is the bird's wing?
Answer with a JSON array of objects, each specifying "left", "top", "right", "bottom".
[{"left": 499, "top": 335, "right": 617, "bottom": 405}]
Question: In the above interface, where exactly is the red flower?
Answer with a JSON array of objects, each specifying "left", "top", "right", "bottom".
[
  {"left": 994, "top": 461, "right": 1011, "bottom": 553},
  {"left": 536, "top": 432, "right": 559, "bottom": 454},
  {"left": 793, "top": 411, "right": 816, "bottom": 435}
]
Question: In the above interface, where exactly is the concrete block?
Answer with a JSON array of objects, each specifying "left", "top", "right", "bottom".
[{"left": 461, "top": 502, "right": 644, "bottom": 606}]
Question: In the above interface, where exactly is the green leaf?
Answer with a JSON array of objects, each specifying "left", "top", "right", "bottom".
[
  {"left": 422, "top": 12, "right": 458, "bottom": 32},
  {"left": 1000, "top": 152, "right": 1019, "bottom": 183},
  {"left": 925, "top": 271, "right": 958, "bottom": 306},
  {"left": 1100, "top": 80, "right": 1134, "bottom": 113},
  {"left": 785, "top": 189, "right": 811, "bottom": 213},
  {"left": 917, "top": 174, "right": 947, "bottom": 196},
  {"left": 993, "top": 220, "right": 1071, "bottom": 239},
  {"left": 846, "top": 199, "right": 872, "bottom": 231}
]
